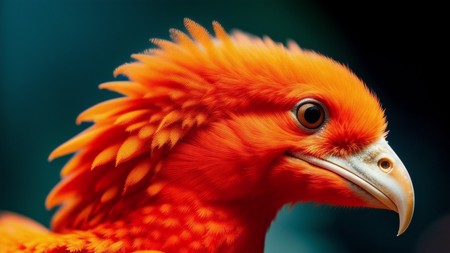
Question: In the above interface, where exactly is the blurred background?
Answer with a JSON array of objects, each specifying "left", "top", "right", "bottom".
[{"left": 1, "top": 1, "right": 448, "bottom": 252}]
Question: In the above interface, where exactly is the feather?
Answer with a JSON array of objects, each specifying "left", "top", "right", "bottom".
[
  {"left": 184, "top": 18, "right": 213, "bottom": 50},
  {"left": 114, "top": 109, "right": 149, "bottom": 126},
  {"left": 124, "top": 160, "right": 151, "bottom": 189},
  {"left": 116, "top": 135, "right": 147, "bottom": 165},
  {"left": 76, "top": 98, "right": 134, "bottom": 124},
  {"left": 92, "top": 143, "right": 121, "bottom": 169},
  {"left": 101, "top": 185, "right": 120, "bottom": 203},
  {"left": 156, "top": 111, "right": 182, "bottom": 132},
  {"left": 49, "top": 126, "right": 108, "bottom": 161},
  {"left": 169, "top": 28, "right": 199, "bottom": 53},
  {"left": 99, "top": 81, "right": 146, "bottom": 97},
  {"left": 151, "top": 129, "right": 170, "bottom": 150},
  {"left": 126, "top": 121, "right": 149, "bottom": 132},
  {"left": 212, "top": 21, "right": 231, "bottom": 44}
]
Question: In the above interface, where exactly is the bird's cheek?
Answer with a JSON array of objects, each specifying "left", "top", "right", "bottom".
[
  {"left": 268, "top": 157, "right": 370, "bottom": 207},
  {"left": 300, "top": 169, "right": 372, "bottom": 207}
]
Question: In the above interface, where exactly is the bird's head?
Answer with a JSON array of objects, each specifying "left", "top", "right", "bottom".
[{"left": 48, "top": 19, "right": 414, "bottom": 235}]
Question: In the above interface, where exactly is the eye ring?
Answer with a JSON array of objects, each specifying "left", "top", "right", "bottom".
[{"left": 293, "top": 98, "right": 328, "bottom": 132}]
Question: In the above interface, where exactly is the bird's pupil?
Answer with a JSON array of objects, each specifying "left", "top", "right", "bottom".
[{"left": 304, "top": 105, "right": 321, "bottom": 123}]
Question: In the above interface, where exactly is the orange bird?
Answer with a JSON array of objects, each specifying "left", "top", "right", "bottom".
[{"left": 0, "top": 19, "right": 414, "bottom": 253}]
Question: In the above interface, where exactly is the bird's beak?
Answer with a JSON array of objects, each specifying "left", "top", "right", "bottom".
[{"left": 294, "top": 138, "right": 414, "bottom": 235}]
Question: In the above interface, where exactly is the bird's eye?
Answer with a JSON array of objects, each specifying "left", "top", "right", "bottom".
[{"left": 295, "top": 99, "right": 326, "bottom": 131}]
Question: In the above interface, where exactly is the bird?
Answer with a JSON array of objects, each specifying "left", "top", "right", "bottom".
[{"left": 0, "top": 19, "right": 414, "bottom": 253}]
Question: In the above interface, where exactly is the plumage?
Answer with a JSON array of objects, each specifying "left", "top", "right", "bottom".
[{"left": 0, "top": 19, "right": 414, "bottom": 253}]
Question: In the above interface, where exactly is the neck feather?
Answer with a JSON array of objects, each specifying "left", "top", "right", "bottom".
[{"left": 89, "top": 182, "right": 280, "bottom": 253}]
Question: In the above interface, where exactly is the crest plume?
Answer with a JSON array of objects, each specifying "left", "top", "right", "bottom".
[{"left": 47, "top": 19, "right": 224, "bottom": 230}]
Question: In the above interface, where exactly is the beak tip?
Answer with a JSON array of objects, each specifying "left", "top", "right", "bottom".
[
  {"left": 396, "top": 204, "right": 414, "bottom": 236},
  {"left": 396, "top": 225, "right": 405, "bottom": 236},
  {"left": 396, "top": 225, "right": 408, "bottom": 236}
]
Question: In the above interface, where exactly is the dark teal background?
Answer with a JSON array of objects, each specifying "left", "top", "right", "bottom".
[{"left": 1, "top": 1, "right": 448, "bottom": 252}]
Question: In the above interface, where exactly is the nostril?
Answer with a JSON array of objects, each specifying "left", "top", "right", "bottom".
[{"left": 378, "top": 158, "right": 393, "bottom": 173}]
